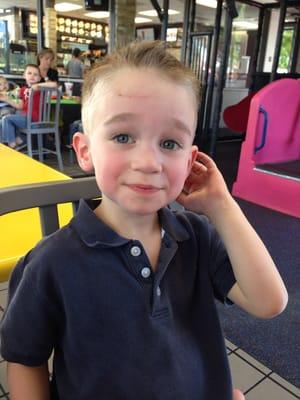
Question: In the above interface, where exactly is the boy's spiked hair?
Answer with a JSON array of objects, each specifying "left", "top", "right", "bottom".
[{"left": 81, "top": 40, "right": 201, "bottom": 135}]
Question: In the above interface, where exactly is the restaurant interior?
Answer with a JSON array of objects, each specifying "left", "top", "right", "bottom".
[{"left": 0, "top": 1, "right": 299, "bottom": 400}]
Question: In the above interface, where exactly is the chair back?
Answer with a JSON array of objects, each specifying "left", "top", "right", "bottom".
[
  {"left": 0, "top": 177, "right": 100, "bottom": 236},
  {"left": 26, "top": 87, "right": 61, "bottom": 131}
]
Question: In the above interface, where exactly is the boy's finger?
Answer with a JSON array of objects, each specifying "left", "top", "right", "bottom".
[{"left": 196, "top": 151, "right": 217, "bottom": 169}]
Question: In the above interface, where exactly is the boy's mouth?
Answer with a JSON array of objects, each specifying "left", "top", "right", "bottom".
[{"left": 126, "top": 184, "right": 161, "bottom": 194}]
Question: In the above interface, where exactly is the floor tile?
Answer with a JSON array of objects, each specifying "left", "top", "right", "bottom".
[
  {"left": 236, "top": 349, "right": 271, "bottom": 375},
  {"left": 225, "top": 338, "right": 238, "bottom": 351},
  {"left": 246, "top": 377, "right": 299, "bottom": 400},
  {"left": 229, "top": 353, "right": 265, "bottom": 393},
  {"left": 270, "top": 373, "right": 300, "bottom": 398},
  {"left": 0, "top": 284, "right": 7, "bottom": 291}
]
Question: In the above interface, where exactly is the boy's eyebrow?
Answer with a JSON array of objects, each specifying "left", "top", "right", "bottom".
[{"left": 103, "top": 113, "right": 192, "bottom": 136}]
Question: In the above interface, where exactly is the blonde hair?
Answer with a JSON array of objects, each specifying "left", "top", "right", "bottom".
[
  {"left": 82, "top": 40, "right": 200, "bottom": 135},
  {"left": 0, "top": 76, "right": 9, "bottom": 91}
]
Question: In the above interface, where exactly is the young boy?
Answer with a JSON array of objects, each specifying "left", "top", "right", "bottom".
[
  {"left": 0, "top": 41, "right": 287, "bottom": 399},
  {"left": 0, "top": 64, "right": 41, "bottom": 149}
]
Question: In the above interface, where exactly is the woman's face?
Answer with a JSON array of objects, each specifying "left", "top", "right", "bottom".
[{"left": 39, "top": 53, "right": 53, "bottom": 69}]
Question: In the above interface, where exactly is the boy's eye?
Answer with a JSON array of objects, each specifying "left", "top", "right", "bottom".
[
  {"left": 161, "top": 139, "right": 181, "bottom": 150},
  {"left": 113, "top": 134, "right": 133, "bottom": 144}
]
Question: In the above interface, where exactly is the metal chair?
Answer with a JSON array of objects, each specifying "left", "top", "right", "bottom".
[
  {"left": 19, "top": 87, "right": 64, "bottom": 171},
  {"left": 0, "top": 177, "right": 100, "bottom": 282}
]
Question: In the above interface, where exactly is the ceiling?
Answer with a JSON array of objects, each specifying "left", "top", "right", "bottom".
[{"left": 1, "top": 0, "right": 299, "bottom": 27}]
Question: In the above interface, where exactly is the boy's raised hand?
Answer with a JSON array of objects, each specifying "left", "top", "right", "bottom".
[
  {"left": 177, "top": 151, "right": 232, "bottom": 217},
  {"left": 233, "top": 389, "right": 245, "bottom": 400}
]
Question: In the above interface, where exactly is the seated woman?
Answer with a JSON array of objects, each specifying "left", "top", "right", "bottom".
[{"left": 31, "top": 48, "right": 59, "bottom": 90}]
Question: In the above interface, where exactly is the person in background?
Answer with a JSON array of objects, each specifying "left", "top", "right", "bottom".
[
  {"left": 0, "top": 64, "right": 41, "bottom": 149},
  {"left": 0, "top": 76, "right": 15, "bottom": 119},
  {"left": 1, "top": 41, "right": 287, "bottom": 399},
  {"left": 31, "top": 48, "right": 58, "bottom": 90},
  {"left": 66, "top": 48, "right": 84, "bottom": 78},
  {"left": 0, "top": 76, "right": 16, "bottom": 143}
]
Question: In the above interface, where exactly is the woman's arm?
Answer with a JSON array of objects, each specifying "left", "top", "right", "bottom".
[
  {"left": 32, "top": 81, "right": 57, "bottom": 90},
  {"left": 8, "top": 362, "right": 50, "bottom": 400}
]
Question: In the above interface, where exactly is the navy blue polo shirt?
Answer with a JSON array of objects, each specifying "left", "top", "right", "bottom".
[{"left": 1, "top": 200, "right": 236, "bottom": 400}]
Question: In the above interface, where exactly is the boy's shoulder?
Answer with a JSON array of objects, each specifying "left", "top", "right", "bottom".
[
  {"left": 24, "top": 220, "right": 79, "bottom": 269},
  {"left": 23, "top": 199, "right": 104, "bottom": 266}
]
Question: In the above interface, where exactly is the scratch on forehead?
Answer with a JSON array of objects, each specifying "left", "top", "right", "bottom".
[{"left": 115, "top": 87, "right": 156, "bottom": 99}]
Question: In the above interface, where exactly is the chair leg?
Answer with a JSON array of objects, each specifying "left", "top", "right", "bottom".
[
  {"left": 37, "top": 134, "right": 43, "bottom": 162},
  {"left": 27, "top": 133, "right": 33, "bottom": 158},
  {"left": 54, "top": 130, "right": 64, "bottom": 171}
]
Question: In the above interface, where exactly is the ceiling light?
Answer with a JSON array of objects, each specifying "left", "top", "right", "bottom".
[
  {"left": 196, "top": 0, "right": 217, "bottom": 9},
  {"left": 84, "top": 11, "right": 110, "bottom": 18},
  {"left": 135, "top": 17, "right": 152, "bottom": 23},
  {"left": 54, "top": 3, "right": 83, "bottom": 12},
  {"left": 233, "top": 21, "right": 258, "bottom": 30},
  {"left": 138, "top": 9, "right": 180, "bottom": 17}
]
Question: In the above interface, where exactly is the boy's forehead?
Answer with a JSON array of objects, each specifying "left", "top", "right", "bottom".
[
  {"left": 97, "top": 68, "right": 194, "bottom": 104},
  {"left": 25, "top": 67, "right": 39, "bottom": 73}
]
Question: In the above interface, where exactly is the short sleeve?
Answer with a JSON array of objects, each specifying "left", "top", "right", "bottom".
[
  {"left": 208, "top": 226, "right": 236, "bottom": 304},
  {"left": 0, "top": 253, "right": 58, "bottom": 366}
]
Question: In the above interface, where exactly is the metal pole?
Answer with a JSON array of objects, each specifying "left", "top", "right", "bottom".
[
  {"left": 290, "top": 17, "right": 300, "bottom": 73},
  {"left": 109, "top": 0, "right": 116, "bottom": 52},
  {"left": 37, "top": 0, "right": 44, "bottom": 52},
  {"left": 257, "top": 6, "right": 271, "bottom": 72},
  {"left": 209, "top": 0, "right": 237, "bottom": 156},
  {"left": 202, "top": 0, "right": 223, "bottom": 143},
  {"left": 270, "top": 0, "right": 287, "bottom": 82},
  {"left": 181, "top": 0, "right": 193, "bottom": 63},
  {"left": 161, "top": 0, "right": 169, "bottom": 41},
  {"left": 249, "top": 6, "right": 264, "bottom": 92}
]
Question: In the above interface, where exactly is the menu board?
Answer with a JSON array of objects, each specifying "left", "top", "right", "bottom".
[
  {"left": 56, "top": 16, "right": 105, "bottom": 40},
  {"left": 22, "top": 10, "right": 108, "bottom": 43}
]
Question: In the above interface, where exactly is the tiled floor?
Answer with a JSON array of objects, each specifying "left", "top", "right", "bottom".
[{"left": 0, "top": 283, "right": 299, "bottom": 399}]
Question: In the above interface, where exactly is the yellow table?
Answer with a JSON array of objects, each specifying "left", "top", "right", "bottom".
[{"left": 0, "top": 144, "right": 73, "bottom": 282}]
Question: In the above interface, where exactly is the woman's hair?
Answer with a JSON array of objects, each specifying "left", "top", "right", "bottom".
[
  {"left": 81, "top": 40, "right": 200, "bottom": 135},
  {"left": 0, "top": 76, "right": 9, "bottom": 91},
  {"left": 37, "top": 48, "right": 55, "bottom": 65}
]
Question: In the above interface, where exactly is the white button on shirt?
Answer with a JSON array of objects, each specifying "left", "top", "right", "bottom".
[
  {"left": 141, "top": 267, "right": 151, "bottom": 278},
  {"left": 130, "top": 246, "right": 141, "bottom": 257}
]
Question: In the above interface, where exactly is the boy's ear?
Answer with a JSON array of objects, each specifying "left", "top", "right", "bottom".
[{"left": 72, "top": 132, "right": 94, "bottom": 172}]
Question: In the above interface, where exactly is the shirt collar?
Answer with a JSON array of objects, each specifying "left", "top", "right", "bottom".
[{"left": 71, "top": 199, "right": 190, "bottom": 248}]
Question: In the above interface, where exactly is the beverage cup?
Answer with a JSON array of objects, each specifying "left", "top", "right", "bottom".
[{"left": 65, "top": 82, "right": 73, "bottom": 97}]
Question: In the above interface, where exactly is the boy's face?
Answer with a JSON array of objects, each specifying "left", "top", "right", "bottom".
[
  {"left": 24, "top": 66, "right": 40, "bottom": 86},
  {"left": 74, "top": 68, "right": 198, "bottom": 217}
]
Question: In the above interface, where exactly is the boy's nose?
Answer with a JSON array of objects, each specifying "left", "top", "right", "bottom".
[{"left": 131, "top": 147, "right": 162, "bottom": 173}]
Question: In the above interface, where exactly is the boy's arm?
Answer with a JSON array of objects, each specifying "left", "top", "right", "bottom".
[
  {"left": 8, "top": 362, "right": 50, "bottom": 400},
  {"left": 177, "top": 151, "right": 288, "bottom": 319}
]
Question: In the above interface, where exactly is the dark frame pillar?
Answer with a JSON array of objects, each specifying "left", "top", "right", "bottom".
[{"left": 270, "top": 0, "right": 287, "bottom": 81}]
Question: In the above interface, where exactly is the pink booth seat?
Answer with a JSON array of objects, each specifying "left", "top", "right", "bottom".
[{"left": 232, "top": 78, "right": 300, "bottom": 218}]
